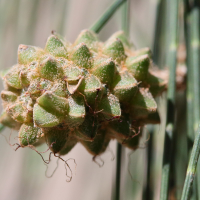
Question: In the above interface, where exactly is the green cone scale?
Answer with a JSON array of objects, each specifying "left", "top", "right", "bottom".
[
  {"left": 36, "top": 91, "right": 69, "bottom": 116},
  {"left": 33, "top": 103, "right": 63, "bottom": 127},
  {"left": 74, "top": 29, "right": 99, "bottom": 51},
  {"left": 108, "top": 113, "right": 133, "bottom": 140},
  {"left": 80, "top": 129, "right": 110, "bottom": 156},
  {"left": 19, "top": 123, "right": 44, "bottom": 147},
  {"left": 1, "top": 91, "right": 18, "bottom": 103},
  {"left": 126, "top": 54, "right": 150, "bottom": 81},
  {"left": 0, "top": 111, "right": 21, "bottom": 129},
  {"left": 112, "top": 70, "right": 137, "bottom": 102},
  {"left": 92, "top": 57, "right": 116, "bottom": 86},
  {"left": 0, "top": 29, "right": 166, "bottom": 156},
  {"left": 103, "top": 38, "right": 126, "bottom": 63},
  {"left": 45, "top": 35, "right": 68, "bottom": 59},
  {"left": 44, "top": 126, "right": 69, "bottom": 153},
  {"left": 59, "top": 134, "right": 77, "bottom": 156},
  {"left": 18, "top": 45, "right": 45, "bottom": 65}
]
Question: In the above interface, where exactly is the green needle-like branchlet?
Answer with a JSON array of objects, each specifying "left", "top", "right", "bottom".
[
  {"left": 152, "top": 0, "right": 165, "bottom": 66},
  {"left": 90, "top": 0, "right": 127, "bottom": 33},
  {"left": 160, "top": 0, "right": 179, "bottom": 199},
  {"left": 114, "top": 142, "right": 122, "bottom": 200},
  {"left": 184, "top": 1, "right": 200, "bottom": 198},
  {"left": 113, "top": 2, "right": 129, "bottom": 200},
  {"left": 181, "top": 125, "right": 200, "bottom": 200},
  {"left": 190, "top": 5, "right": 200, "bottom": 135},
  {"left": 190, "top": 3, "right": 200, "bottom": 199}
]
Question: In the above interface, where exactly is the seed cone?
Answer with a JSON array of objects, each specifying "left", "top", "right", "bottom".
[{"left": 0, "top": 30, "right": 166, "bottom": 156}]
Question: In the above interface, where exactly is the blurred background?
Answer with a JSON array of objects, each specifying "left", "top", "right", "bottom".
[{"left": 0, "top": 0, "right": 165, "bottom": 199}]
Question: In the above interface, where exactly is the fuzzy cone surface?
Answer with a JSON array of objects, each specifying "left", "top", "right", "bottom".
[{"left": 0, "top": 30, "right": 166, "bottom": 156}]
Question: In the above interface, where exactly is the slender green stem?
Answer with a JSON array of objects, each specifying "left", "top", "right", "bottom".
[
  {"left": 172, "top": 0, "right": 188, "bottom": 198},
  {"left": 181, "top": 125, "right": 200, "bottom": 200},
  {"left": 160, "top": 0, "right": 179, "bottom": 199},
  {"left": 184, "top": 1, "right": 196, "bottom": 199},
  {"left": 113, "top": 2, "right": 129, "bottom": 199},
  {"left": 152, "top": 0, "right": 164, "bottom": 66},
  {"left": 143, "top": 1, "right": 165, "bottom": 198},
  {"left": 174, "top": 99, "right": 188, "bottom": 199},
  {"left": 121, "top": 0, "right": 129, "bottom": 36},
  {"left": 114, "top": 143, "right": 122, "bottom": 200},
  {"left": 191, "top": 6, "right": 200, "bottom": 134},
  {"left": 184, "top": 1, "right": 200, "bottom": 199},
  {"left": 0, "top": 124, "right": 5, "bottom": 132},
  {"left": 143, "top": 126, "right": 154, "bottom": 200},
  {"left": 185, "top": 2, "right": 194, "bottom": 146},
  {"left": 90, "top": 0, "right": 127, "bottom": 33},
  {"left": 190, "top": 4, "right": 200, "bottom": 200}
]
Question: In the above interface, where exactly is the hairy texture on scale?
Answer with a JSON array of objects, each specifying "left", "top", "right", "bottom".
[{"left": 0, "top": 30, "right": 166, "bottom": 157}]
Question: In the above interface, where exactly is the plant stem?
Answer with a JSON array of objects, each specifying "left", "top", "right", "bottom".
[
  {"left": 171, "top": 0, "right": 188, "bottom": 198},
  {"left": 143, "top": 1, "right": 165, "bottom": 198},
  {"left": 90, "top": 0, "right": 127, "bottom": 33},
  {"left": 152, "top": 0, "right": 165, "bottom": 66},
  {"left": 191, "top": 4, "right": 200, "bottom": 199},
  {"left": 184, "top": 1, "right": 196, "bottom": 199},
  {"left": 184, "top": 1, "right": 200, "bottom": 199},
  {"left": 143, "top": 126, "right": 154, "bottom": 200},
  {"left": 160, "top": 0, "right": 179, "bottom": 199},
  {"left": 114, "top": 142, "right": 122, "bottom": 200},
  {"left": 181, "top": 124, "right": 200, "bottom": 200},
  {"left": 121, "top": 0, "right": 129, "bottom": 36},
  {"left": 0, "top": 124, "right": 5, "bottom": 132},
  {"left": 113, "top": 2, "right": 129, "bottom": 199},
  {"left": 185, "top": 0, "right": 194, "bottom": 147},
  {"left": 191, "top": 4, "right": 200, "bottom": 136}
]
